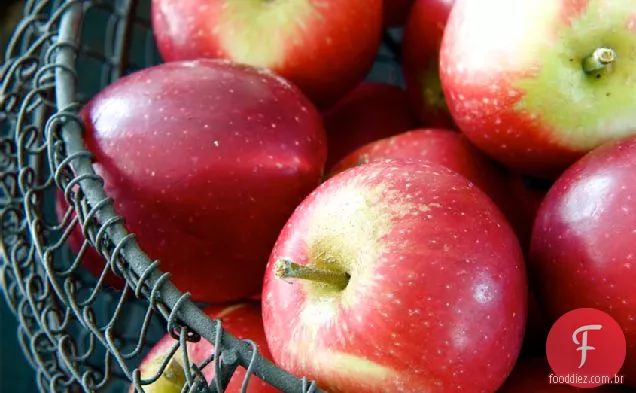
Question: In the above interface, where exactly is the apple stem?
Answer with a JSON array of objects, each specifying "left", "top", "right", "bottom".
[
  {"left": 582, "top": 48, "right": 616, "bottom": 73},
  {"left": 274, "top": 258, "right": 350, "bottom": 290}
]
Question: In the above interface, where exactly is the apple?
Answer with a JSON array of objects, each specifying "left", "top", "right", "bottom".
[
  {"left": 498, "top": 357, "right": 627, "bottom": 392},
  {"left": 80, "top": 59, "right": 326, "bottom": 304},
  {"left": 150, "top": 0, "right": 383, "bottom": 109},
  {"left": 529, "top": 136, "right": 636, "bottom": 387},
  {"left": 383, "top": 0, "right": 415, "bottom": 27},
  {"left": 322, "top": 82, "right": 419, "bottom": 172},
  {"left": 55, "top": 189, "right": 125, "bottom": 289},
  {"left": 402, "top": 0, "right": 456, "bottom": 129},
  {"left": 131, "top": 302, "right": 276, "bottom": 393},
  {"left": 329, "top": 128, "right": 537, "bottom": 252},
  {"left": 261, "top": 159, "right": 528, "bottom": 392},
  {"left": 439, "top": 0, "right": 636, "bottom": 179}
]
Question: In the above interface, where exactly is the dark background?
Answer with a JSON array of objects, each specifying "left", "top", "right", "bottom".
[{"left": 1, "top": 1, "right": 40, "bottom": 392}]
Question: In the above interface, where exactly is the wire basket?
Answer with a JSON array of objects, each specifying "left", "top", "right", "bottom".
[{"left": 0, "top": 0, "right": 403, "bottom": 392}]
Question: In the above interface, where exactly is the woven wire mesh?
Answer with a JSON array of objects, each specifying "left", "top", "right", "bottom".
[{"left": 0, "top": 0, "right": 403, "bottom": 392}]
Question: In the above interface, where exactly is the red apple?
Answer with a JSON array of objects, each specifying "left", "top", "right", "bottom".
[
  {"left": 402, "top": 0, "right": 456, "bottom": 129},
  {"left": 262, "top": 159, "right": 528, "bottom": 392},
  {"left": 131, "top": 302, "right": 276, "bottom": 393},
  {"left": 383, "top": 0, "right": 415, "bottom": 27},
  {"left": 440, "top": 0, "right": 636, "bottom": 179},
  {"left": 55, "top": 189, "right": 125, "bottom": 289},
  {"left": 529, "top": 137, "right": 636, "bottom": 387},
  {"left": 498, "top": 357, "right": 627, "bottom": 392},
  {"left": 80, "top": 59, "right": 326, "bottom": 304},
  {"left": 150, "top": 0, "right": 383, "bottom": 109},
  {"left": 330, "top": 128, "right": 537, "bottom": 252},
  {"left": 322, "top": 82, "right": 419, "bottom": 171}
]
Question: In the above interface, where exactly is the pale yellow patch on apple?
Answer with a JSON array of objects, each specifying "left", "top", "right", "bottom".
[
  {"left": 310, "top": 352, "right": 399, "bottom": 390},
  {"left": 284, "top": 342, "right": 424, "bottom": 391},
  {"left": 511, "top": 1, "right": 636, "bottom": 150},
  {"left": 217, "top": 0, "right": 315, "bottom": 68},
  {"left": 329, "top": 352, "right": 394, "bottom": 377},
  {"left": 419, "top": 60, "right": 448, "bottom": 111},
  {"left": 301, "top": 183, "right": 392, "bottom": 308},
  {"left": 214, "top": 302, "right": 248, "bottom": 319},
  {"left": 297, "top": 179, "right": 432, "bottom": 311},
  {"left": 132, "top": 350, "right": 186, "bottom": 393},
  {"left": 295, "top": 176, "right": 433, "bottom": 324}
]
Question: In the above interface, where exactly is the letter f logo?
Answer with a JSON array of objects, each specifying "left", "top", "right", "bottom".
[{"left": 573, "top": 324, "right": 603, "bottom": 368}]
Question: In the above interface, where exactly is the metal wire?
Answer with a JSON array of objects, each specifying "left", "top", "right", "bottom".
[{"left": 0, "top": 0, "right": 402, "bottom": 392}]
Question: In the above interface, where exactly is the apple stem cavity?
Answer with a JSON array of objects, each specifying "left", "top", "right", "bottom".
[
  {"left": 582, "top": 48, "right": 617, "bottom": 74},
  {"left": 274, "top": 258, "right": 350, "bottom": 290}
]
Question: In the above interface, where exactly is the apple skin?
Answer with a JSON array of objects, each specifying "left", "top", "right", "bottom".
[
  {"left": 343, "top": 120, "right": 556, "bottom": 360},
  {"left": 131, "top": 302, "right": 276, "bottom": 393},
  {"left": 529, "top": 137, "right": 636, "bottom": 387},
  {"left": 262, "top": 160, "right": 528, "bottom": 392},
  {"left": 440, "top": 0, "right": 636, "bottom": 179},
  {"left": 383, "top": 0, "right": 415, "bottom": 27},
  {"left": 80, "top": 59, "right": 327, "bottom": 304},
  {"left": 402, "top": 0, "right": 456, "bottom": 129},
  {"left": 322, "top": 82, "right": 419, "bottom": 172},
  {"left": 150, "top": 0, "right": 383, "bottom": 109},
  {"left": 329, "top": 128, "right": 538, "bottom": 252},
  {"left": 498, "top": 357, "right": 627, "bottom": 392},
  {"left": 55, "top": 190, "right": 125, "bottom": 289}
]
